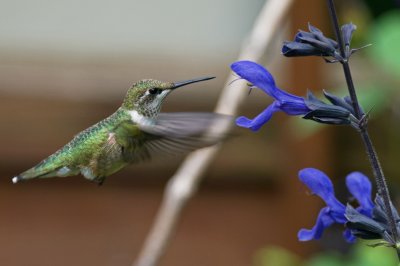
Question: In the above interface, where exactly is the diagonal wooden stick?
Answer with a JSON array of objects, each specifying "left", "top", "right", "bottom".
[{"left": 133, "top": 0, "right": 294, "bottom": 265}]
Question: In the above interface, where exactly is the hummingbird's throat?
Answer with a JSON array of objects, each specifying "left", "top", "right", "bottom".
[
  {"left": 129, "top": 110, "right": 156, "bottom": 126},
  {"left": 135, "top": 103, "right": 160, "bottom": 118}
]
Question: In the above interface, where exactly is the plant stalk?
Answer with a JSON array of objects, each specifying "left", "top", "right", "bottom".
[{"left": 327, "top": 0, "right": 399, "bottom": 251}]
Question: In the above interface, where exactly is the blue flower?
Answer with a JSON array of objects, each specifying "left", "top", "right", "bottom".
[
  {"left": 346, "top": 172, "right": 374, "bottom": 217},
  {"left": 298, "top": 168, "right": 374, "bottom": 242},
  {"left": 282, "top": 23, "right": 339, "bottom": 59},
  {"left": 231, "top": 61, "right": 311, "bottom": 131},
  {"left": 282, "top": 23, "right": 360, "bottom": 62},
  {"left": 231, "top": 61, "right": 361, "bottom": 131},
  {"left": 342, "top": 23, "right": 357, "bottom": 48},
  {"left": 346, "top": 195, "right": 400, "bottom": 246}
]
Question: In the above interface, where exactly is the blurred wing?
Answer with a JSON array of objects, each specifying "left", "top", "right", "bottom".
[{"left": 115, "top": 112, "right": 232, "bottom": 163}]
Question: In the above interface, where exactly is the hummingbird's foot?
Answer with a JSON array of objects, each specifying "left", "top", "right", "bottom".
[
  {"left": 96, "top": 178, "right": 105, "bottom": 186},
  {"left": 12, "top": 176, "right": 21, "bottom": 184}
]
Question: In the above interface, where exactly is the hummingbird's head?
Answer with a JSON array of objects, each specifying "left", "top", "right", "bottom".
[{"left": 122, "top": 77, "right": 215, "bottom": 117}]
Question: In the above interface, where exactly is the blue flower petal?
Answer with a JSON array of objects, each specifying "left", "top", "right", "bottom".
[
  {"left": 231, "top": 61, "right": 310, "bottom": 131},
  {"left": 278, "top": 97, "right": 310, "bottom": 115},
  {"left": 282, "top": 41, "right": 319, "bottom": 57},
  {"left": 298, "top": 207, "right": 335, "bottom": 241},
  {"left": 299, "top": 168, "right": 346, "bottom": 223},
  {"left": 308, "top": 23, "right": 338, "bottom": 49},
  {"left": 231, "top": 61, "right": 310, "bottom": 109},
  {"left": 343, "top": 228, "right": 356, "bottom": 243},
  {"left": 231, "top": 61, "right": 279, "bottom": 98},
  {"left": 341, "top": 23, "right": 356, "bottom": 46},
  {"left": 299, "top": 168, "right": 334, "bottom": 200},
  {"left": 298, "top": 169, "right": 376, "bottom": 243},
  {"left": 299, "top": 169, "right": 341, "bottom": 205},
  {"left": 346, "top": 172, "right": 374, "bottom": 216},
  {"left": 236, "top": 102, "right": 279, "bottom": 131}
]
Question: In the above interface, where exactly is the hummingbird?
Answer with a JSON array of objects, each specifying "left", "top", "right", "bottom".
[{"left": 13, "top": 77, "right": 229, "bottom": 185}]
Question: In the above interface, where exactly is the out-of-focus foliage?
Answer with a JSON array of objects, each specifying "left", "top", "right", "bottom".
[
  {"left": 349, "top": 83, "right": 389, "bottom": 115},
  {"left": 368, "top": 10, "right": 400, "bottom": 76},
  {"left": 348, "top": 9, "right": 400, "bottom": 117},
  {"left": 345, "top": 9, "right": 400, "bottom": 114},
  {"left": 254, "top": 246, "right": 301, "bottom": 266},
  {"left": 255, "top": 241, "right": 398, "bottom": 266},
  {"left": 363, "top": 0, "right": 398, "bottom": 18}
]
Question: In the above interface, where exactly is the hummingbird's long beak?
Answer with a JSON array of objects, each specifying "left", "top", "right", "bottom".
[{"left": 172, "top": 76, "right": 215, "bottom": 89}]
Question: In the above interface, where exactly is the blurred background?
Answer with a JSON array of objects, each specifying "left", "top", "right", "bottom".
[{"left": 1, "top": 0, "right": 400, "bottom": 265}]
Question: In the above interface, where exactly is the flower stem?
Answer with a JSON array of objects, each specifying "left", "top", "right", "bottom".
[{"left": 326, "top": 0, "right": 399, "bottom": 249}]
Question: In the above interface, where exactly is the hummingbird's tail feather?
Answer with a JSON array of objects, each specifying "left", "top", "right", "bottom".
[
  {"left": 12, "top": 175, "right": 22, "bottom": 184},
  {"left": 12, "top": 167, "right": 55, "bottom": 183},
  {"left": 12, "top": 171, "right": 56, "bottom": 183},
  {"left": 12, "top": 169, "right": 49, "bottom": 183},
  {"left": 12, "top": 157, "right": 78, "bottom": 183}
]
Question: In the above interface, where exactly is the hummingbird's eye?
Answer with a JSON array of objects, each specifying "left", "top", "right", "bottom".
[{"left": 149, "top": 88, "right": 161, "bottom": 95}]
